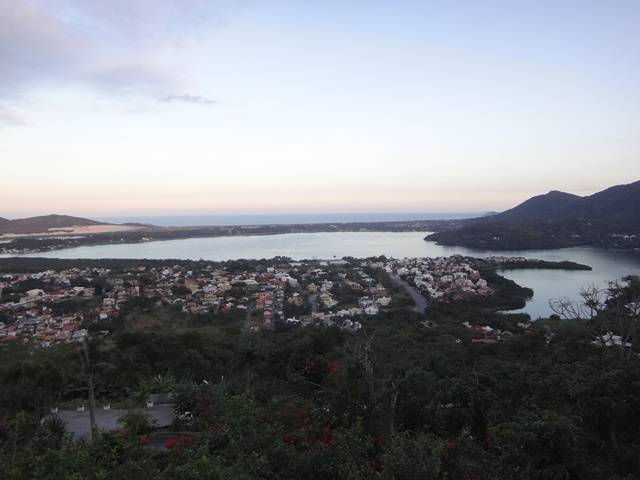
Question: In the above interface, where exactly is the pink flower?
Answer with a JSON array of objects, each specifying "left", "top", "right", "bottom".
[
  {"left": 327, "top": 361, "right": 339, "bottom": 375},
  {"left": 164, "top": 438, "right": 178, "bottom": 449}
]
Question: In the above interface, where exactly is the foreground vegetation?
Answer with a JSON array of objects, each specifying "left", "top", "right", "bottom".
[{"left": 1, "top": 271, "right": 640, "bottom": 479}]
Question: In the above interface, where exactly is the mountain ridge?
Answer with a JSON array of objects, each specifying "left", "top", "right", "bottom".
[
  {"left": 486, "top": 181, "right": 640, "bottom": 225},
  {"left": 426, "top": 180, "right": 640, "bottom": 250}
]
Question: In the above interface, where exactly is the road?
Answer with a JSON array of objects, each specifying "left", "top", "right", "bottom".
[
  {"left": 309, "top": 294, "right": 318, "bottom": 314},
  {"left": 387, "top": 272, "right": 427, "bottom": 314}
]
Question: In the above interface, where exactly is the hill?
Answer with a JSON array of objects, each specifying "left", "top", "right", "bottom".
[
  {"left": 0, "top": 214, "right": 106, "bottom": 235},
  {"left": 582, "top": 181, "right": 640, "bottom": 229},
  {"left": 426, "top": 180, "right": 640, "bottom": 250},
  {"left": 0, "top": 217, "right": 9, "bottom": 226},
  {"left": 490, "top": 190, "right": 583, "bottom": 224},
  {"left": 489, "top": 180, "right": 640, "bottom": 228}
]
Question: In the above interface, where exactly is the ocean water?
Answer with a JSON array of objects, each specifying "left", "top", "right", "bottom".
[
  {"left": 12, "top": 231, "right": 640, "bottom": 319},
  {"left": 97, "top": 212, "right": 483, "bottom": 227}
]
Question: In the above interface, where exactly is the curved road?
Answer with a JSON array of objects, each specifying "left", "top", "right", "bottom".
[{"left": 387, "top": 272, "right": 427, "bottom": 314}]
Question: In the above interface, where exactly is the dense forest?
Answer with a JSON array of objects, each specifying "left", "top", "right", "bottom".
[{"left": 1, "top": 272, "right": 640, "bottom": 479}]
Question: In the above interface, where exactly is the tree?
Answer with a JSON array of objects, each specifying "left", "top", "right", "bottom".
[{"left": 551, "top": 280, "right": 640, "bottom": 360}]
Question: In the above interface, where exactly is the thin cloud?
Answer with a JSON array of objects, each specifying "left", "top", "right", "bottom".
[
  {"left": 0, "top": 0, "right": 79, "bottom": 92},
  {"left": 159, "top": 94, "right": 216, "bottom": 106},
  {"left": 0, "top": 1, "right": 221, "bottom": 110},
  {"left": 0, "top": 107, "right": 30, "bottom": 127},
  {"left": 87, "top": 61, "right": 180, "bottom": 94}
]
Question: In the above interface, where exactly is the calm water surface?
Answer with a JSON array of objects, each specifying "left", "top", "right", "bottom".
[{"left": 12, "top": 232, "right": 640, "bottom": 318}]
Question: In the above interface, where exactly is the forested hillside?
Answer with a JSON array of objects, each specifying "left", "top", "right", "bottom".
[{"left": 427, "top": 181, "right": 640, "bottom": 250}]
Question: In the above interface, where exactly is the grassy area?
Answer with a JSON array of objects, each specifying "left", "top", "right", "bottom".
[{"left": 125, "top": 307, "right": 190, "bottom": 331}]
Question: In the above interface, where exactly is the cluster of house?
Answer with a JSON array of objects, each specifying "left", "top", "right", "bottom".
[
  {"left": 481, "top": 256, "right": 528, "bottom": 264},
  {"left": 0, "top": 260, "right": 402, "bottom": 345},
  {"left": 0, "top": 245, "right": 39, "bottom": 256},
  {"left": 4, "top": 258, "right": 637, "bottom": 351},
  {"left": 462, "top": 321, "right": 513, "bottom": 344},
  {"left": 378, "top": 256, "right": 492, "bottom": 302},
  {"left": 286, "top": 262, "right": 393, "bottom": 329},
  {"left": 0, "top": 268, "right": 100, "bottom": 346}
]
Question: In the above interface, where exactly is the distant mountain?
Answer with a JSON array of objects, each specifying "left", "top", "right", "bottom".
[
  {"left": 487, "top": 181, "right": 640, "bottom": 228},
  {"left": 426, "top": 181, "right": 640, "bottom": 250},
  {"left": 0, "top": 217, "right": 9, "bottom": 226},
  {"left": 0, "top": 214, "right": 106, "bottom": 235},
  {"left": 489, "top": 190, "right": 583, "bottom": 223},
  {"left": 581, "top": 181, "right": 640, "bottom": 228}
]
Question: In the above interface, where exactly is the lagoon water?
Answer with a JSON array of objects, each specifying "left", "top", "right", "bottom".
[{"left": 14, "top": 231, "right": 640, "bottom": 319}]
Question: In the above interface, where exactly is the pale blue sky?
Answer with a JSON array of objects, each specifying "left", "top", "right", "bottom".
[{"left": 1, "top": 0, "right": 639, "bottom": 217}]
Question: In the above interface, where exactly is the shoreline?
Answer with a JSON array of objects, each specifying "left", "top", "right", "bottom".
[
  {"left": 0, "top": 220, "right": 459, "bottom": 256},
  {"left": 2, "top": 225, "right": 640, "bottom": 257}
]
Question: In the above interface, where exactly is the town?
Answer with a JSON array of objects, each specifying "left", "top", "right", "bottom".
[{"left": 0, "top": 255, "right": 522, "bottom": 347}]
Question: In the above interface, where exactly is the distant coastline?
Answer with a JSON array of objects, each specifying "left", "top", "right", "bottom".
[
  {"left": 0, "top": 212, "right": 481, "bottom": 255},
  {"left": 95, "top": 212, "right": 483, "bottom": 227},
  {"left": 3, "top": 178, "right": 639, "bottom": 254}
]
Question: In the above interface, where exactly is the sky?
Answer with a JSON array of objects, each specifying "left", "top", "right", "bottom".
[{"left": 1, "top": 0, "right": 639, "bottom": 218}]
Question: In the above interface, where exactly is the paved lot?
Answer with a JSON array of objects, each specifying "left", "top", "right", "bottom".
[{"left": 51, "top": 404, "right": 175, "bottom": 440}]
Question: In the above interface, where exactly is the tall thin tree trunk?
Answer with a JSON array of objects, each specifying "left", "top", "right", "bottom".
[
  {"left": 389, "top": 381, "right": 398, "bottom": 436},
  {"left": 81, "top": 341, "right": 97, "bottom": 441}
]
